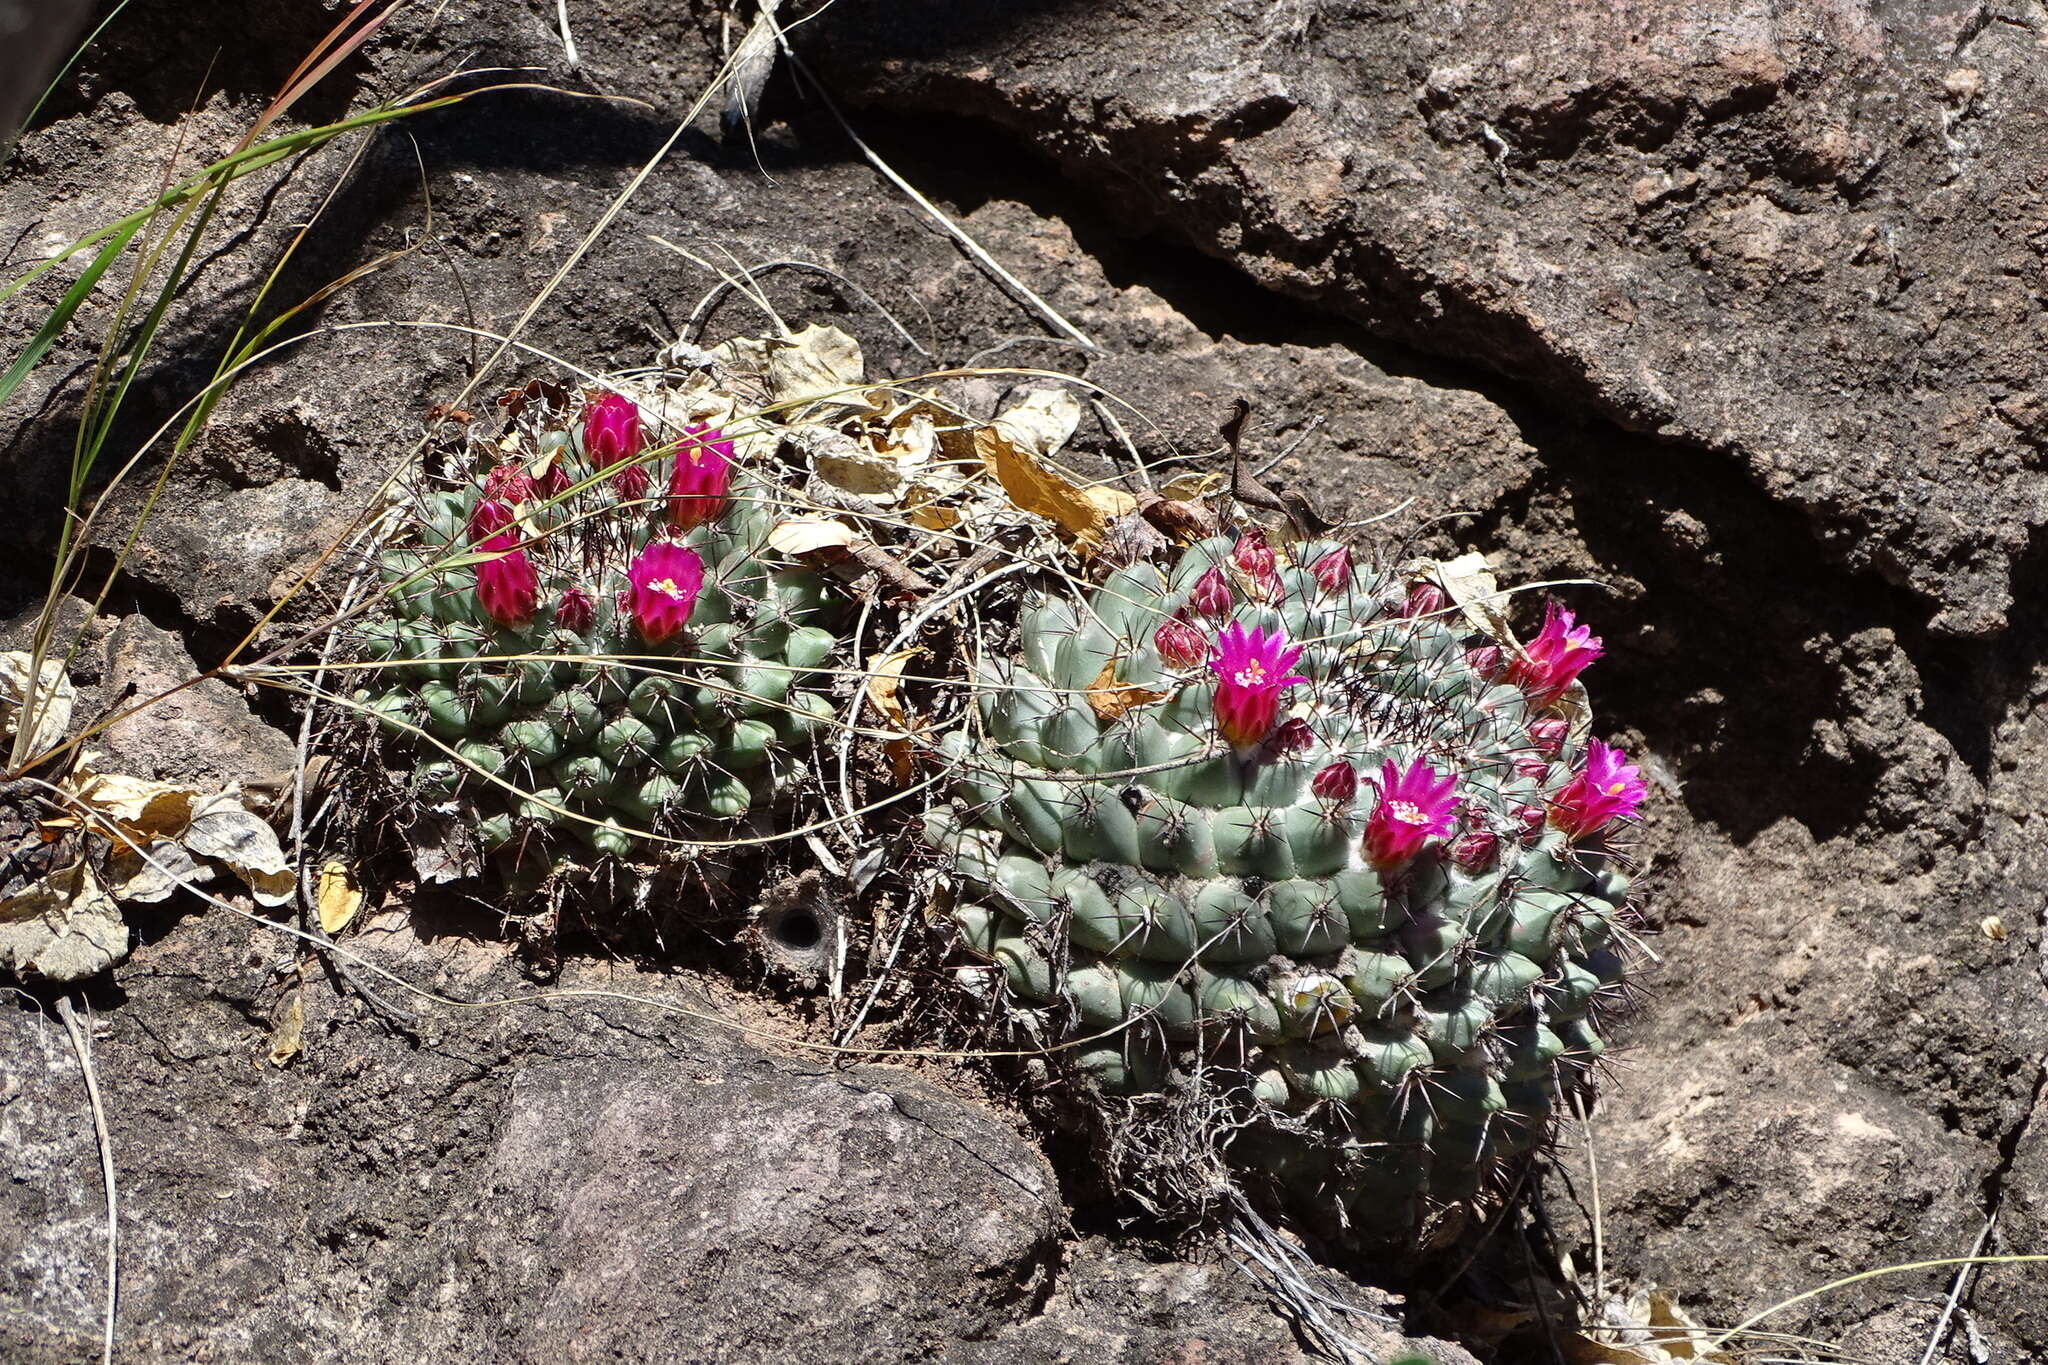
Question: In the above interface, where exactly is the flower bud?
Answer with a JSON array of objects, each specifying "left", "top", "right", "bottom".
[
  {"left": 1233, "top": 529, "right": 1277, "bottom": 580},
  {"left": 1189, "top": 567, "right": 1233, "bottom": 619},
  {"left": 583, "top": 392, "right": 643, "bottom": 470},
  {"left": 1269, "top": 716, "right": 1314, "bottom": 754},
  {"left": 481, "top": 463, "right": 535, "bottom": 505},
  {"left": 1464, "top": 644, "right": 1503, "bottom": 678},
  {"left": 612, "top": 464, "right": 651, "bottom": 502},
  {"left": 1514, "top": 755, "right": 1550, "bottom": 782},
  {"left": 1311, "top": 761, "right": 1358, "bottom": 803},
  {"left": 667, "top": 423, "right": 735, "bottom": 529},
  {"left": 1310, "top": 545, "right": 1352, "bottom": 594},
  {"left": 468, "top": 498, "right": 514, "bottom": 540},
  {"left": 1529, "top": 715, "right": 1569, "bottom": 756},
  {"left": 1450, "top": 830, "right": 1499, "bottom": 870},
  {"left": 1155, "top": 613, "right": 1207, "bottom": 668},
  {"left": 555, "top": 586, "right": 595, "bottom": 636},
  {"left": 474, "top": 531, "right": 538, "bottom": 629},
  {"left": 1403, "top": 581, "right": 1447, "bottom": 618},
  {"left": 1514, "top": 804, "right": 1547, "bottom": 841}
]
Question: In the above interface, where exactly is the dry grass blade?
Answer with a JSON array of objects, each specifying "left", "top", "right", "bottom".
[{"left": 54, "top": 995, "right": 118, "bottom": 1365}]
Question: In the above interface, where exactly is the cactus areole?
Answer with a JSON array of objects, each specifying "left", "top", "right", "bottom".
[{"left": 926, "top": 532, "right": 1642, "bottom": 1242}]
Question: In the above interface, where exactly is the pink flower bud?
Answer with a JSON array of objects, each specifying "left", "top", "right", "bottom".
[
  {"left": 1450, "top": 830, "right": 1499, "bottom": 870},
  {"left": 1155, "top": 613, "right": 1206, "bottom": 668},
  {"left": 555, "top": 586, "right": 595, "bottom": 636},
  {"left": 612, "top": 464, "right": 651, "bottom": 502},
  {"left": 1189, "top": 567, "right": 1233, "bottom": 619},
  {"left": 481, "top": 463, "right": 535, "bottom": 505},
  {"left": 1403, "top": 581, "right": 1447, "bottom": 618},
  {"left": 1310, "top": 545, "right": 1352, "bottom": 594},
  {"left": 474, "top": 531, "right": 538, "bottom": 629},
  {"left": 1529, "top": 716, "right": 1569, "bottom": 756},
  {"left": 624, "top": 541, "right": 704, "bottom": 645},
  {"left": 1514, "top": 755, "right": 1551, "bottom": 782},
  {"left": 468, "top": 498, "right": 514, "bottom": 541},
  {"left": 532, "top": 459, "right": 572, "bottom": 501},
  {"left": 1465, "top": 644, "right": 1503, "bottom": 678},
  {"left": 667, "top": 423, "right": 735, "bottom": 530},
  {"left": 1233, "top": 529, "right": 1277, "bottom": 581},
  {"left": 583, "top": 392, "right": 643, "bottom": 470},
  {"left": 1311, "top": 761, "right": 1358, "bottom": 803},
  {"left": 1270, "top": 716, "right": 1314, "bottom": 754},
  {"left": 1514, "top": 805, "right": 1546, "bottom": 841}
]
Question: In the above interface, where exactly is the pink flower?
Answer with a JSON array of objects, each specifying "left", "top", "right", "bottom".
[
  {"left": 555, "top": 586, "right": 595, "bottom": 636},
  {"left": 1208, "top": 621, "right": 1308, "bottom": 750},
  {"left": 1403, "top": 581, "right": 1447, "bottom": 618},
  {"left": 667, "top": 423, "right": 735, "bottom": 529},
  {"left": 583, "top": 393, "right": 643, "bottom": 470},
  {"left": 1465, "top": 644, "right": 1503, "bottom": 679},
  {"left": 1508, "top": 602, "right": 1604, "bottom": 703},
  {"left": 612, "top": 464, "right": 651, "bottom": 502},
  {"left": 1311, "top": 761, "right": 1357, "bottom": 803},
  {"left": 624, "top": 542, "right": 704, "bottom": 645},
  {"left": 1232, "top": 529, "right": 1281, "bottom": 597},
  {"left": 1189, "top": 566, "right": 1233, "bottom": 620},
  {"left": 1310, "top": 545, "right": 1352, "bottom": 594},
  {"left": 1155, "top": 613, "right": 1206, "bottom": 668},
  {"left": 482, "top": 462, "right": 535, "bottom": 505},
  {"left": 1529, "top": 715, "right": 1569, "bottom": 756},
  {"left": 468, "top": 498, "right": 514, "bottom": 541},
  {"left": 474, "top": 531, "right": 538, "bottom": 629},
  {"left": 1362, "top": 758, "right": 1458, "bottom": 870},
  {"left": 1450, "top": 830, "right": 1499, "bottom": 870},
  {"left": 532, "top": 459, "right": 573, "bottom": 501},
  {"left": 1551, "top": 740, "right": 1647, "bottom": 839}
]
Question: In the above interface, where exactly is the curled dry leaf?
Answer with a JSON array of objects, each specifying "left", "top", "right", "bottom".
[
  {"left": 0, "top": 858, "right": 127, "bottom": 984},
  {"left": 1424, "top": 551, "right": 1521, "bottom": 651},
  {"left": 267, "top": 986, "right": 306, "bottom": 1067},
  {"left": 1085, "top": 661, "right": 1168, "bottom": 722},
  {"left": 1565, "top": 1287, "right": 1732, "bottom": 1364},
  {"left": 316, "top": 860, "right": 364, "bottom": 935},
  {"left": 768, "top": 517, "right": 864, "bottom": 556},
  {"left": 0, "top": 651, "right": 75, "bottom": 760},
  {"left": 763, "top": 323, "right": 865, "bottom": 414},
  {"left": 183, "top": 791, "right": 296, "bottom": 908},
  {"left": 867, "top": 647, "right": 924, "bottom": 785},
  {"left": 977, "top": 388, "right": 1137, "bottom": 553}
]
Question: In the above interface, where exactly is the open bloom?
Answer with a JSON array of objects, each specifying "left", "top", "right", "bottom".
[
  {"left": 1309, "top": 545, "right": 1351, "bottom": 594},
  {"left": 555, "top": 585, "right": 595, "bottom": 636},
  {"left": 1208, "top": 621, "right": 1308, "bottom": 750},
  {"left": 1362, "top": 758, "right": 1459, "bottom": 870},
  {"left": 1551, "top": 739, "right": 1647, "bottom": 839},
  {"left": 1155, "top": 612, "right": 1206, "bottom": 668},
  {"left": 667, "top": 423, "right": 735, "bottom": 529},
  {"left": 1189, "top": 566, "right": 1233, "bottom": 619},
  {"left": 584, "top": 392, "right": 643, "bottom": 470},
  {"left": 474, "top": 531, "right": 539, "bottom": 629},
  {"left": 1507, "top": 602, "right": 1604, "bottom": 702},
  {"left": 625, "top": 541, "right": 704, "bottom": 645}
]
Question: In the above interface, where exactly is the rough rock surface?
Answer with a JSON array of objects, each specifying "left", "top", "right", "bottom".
[{"left": 3, "top": 1, "right": 2046, "bottom": 1362}]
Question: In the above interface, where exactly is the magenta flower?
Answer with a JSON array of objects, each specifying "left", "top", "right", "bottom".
[
  {"left": 1189, "top": 566, "right": 1233, "bottom": 620},
  {"left": 583, "top": 392, "right": 643, "bottom": 470},
  {"left": 1464, "top": 644, "right": 1503, "bottom": 679},
  {"left": 532, "top": 459, "right": 573, "bottom": 501},
  {"left": 1208, "top": 622, "right": 1308, "bottom": 750},
  {"left": 1551, "top": 740, "right": 1647, "bottom": 839},
  {"left": 625, "top": 542, "right": 704, "bottom": 645},
  {"left": 468, "top": 498, "right": 514, "bottom": 541},
  {"left": 1362, "top": 758, "right": 1458, "bottom": 871},
  {"left": 1508, "top": 602, "right": 1604, "bottom": 703},
  {"left": 555, "top": 586, "right": 595, "bottom": 636},
  {"left": 1311, "top": 761, "right": 1357, "bottom": 803},
  {"left": 1155, "top": 613, "right": 1206, "bottom": 668},
  {"left": 1310, "top": 545, "right": 1351, "bottom": 594},
  {"left": 474, "top": 531, "right": 539, "bottom": 629},
  {"left": 667, "top": 423, "right": 735, "bottom": 529},
  {"left": 1403, "top": 581, "right": 1447, "bottom": 619}
]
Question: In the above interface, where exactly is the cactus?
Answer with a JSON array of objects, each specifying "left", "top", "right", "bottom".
[
  {"left": 346, "top": 389, "right": 842, "bottom": 871},
  {"left": 925, "top": 530, "right": 1644, "bottom": 1241}
]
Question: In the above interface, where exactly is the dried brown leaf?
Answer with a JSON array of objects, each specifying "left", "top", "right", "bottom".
[
  {"left": 316, "top": 860, "right": 363, "bottom": 935},
  {"left": 1085, "top": 661, "right": 1167, "bottom": 722}
]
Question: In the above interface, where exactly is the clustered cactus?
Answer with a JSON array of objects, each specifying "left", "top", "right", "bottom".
[
  {"left": 925, "top": 530, "right": 1644, "bottom": 1238},
  {"left": 347, "top": 390, "right": 841, "bottom": 868}
]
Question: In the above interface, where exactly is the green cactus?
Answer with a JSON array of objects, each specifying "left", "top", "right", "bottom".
[
  {"left": 926, "top": 531, "right": 1642, "bottom": 1240},
  {"left": 344, "top": 395, "right": 845, "bottom": 878}
]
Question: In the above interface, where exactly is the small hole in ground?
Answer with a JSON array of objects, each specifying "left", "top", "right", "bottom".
[{"left": 772, "top": 908, "right": 822, "bottom": 950}]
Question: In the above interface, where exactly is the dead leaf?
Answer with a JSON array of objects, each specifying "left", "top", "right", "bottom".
[
  {"left": 316, "top": 861, "right": 363, "bottom": 935},
  {"left": 267, "top": 986, "right": 305, "bottom": 1067},
  {"left": 866, "top": 648, "right": 922, "bottom": 734},
  {"left": 183, "top": 792, "right": 295, "bottom": 907},
  {"left": 1566, "top": 1286, "right": 1733, "bottom": 1365},
  {"left": 882, "top": 736, "right": 915, "bottom": 785},
  {"left": 763, "top": 323, "right": 865, "bottom": 411},
  {"left": 1085, "top": 661, "right": 1167, "bottom": 722},
  {"left": 977, "top": 398, "right": 1137, "bottom": 553},
  {"left": 0, "top": 859, "right": 128, "bottom": 983},
  {"left": 104, "top": 838, "right": 205, "bottom": 903},
  {"left": 70, "top": 768, "right": 200, "bottom": 840},
  {"left": 993, "top": 387, "right": 1082, "bottom": 456},
  {"left": 1426, "top": 552, "right": 1520, "bottom": 650},
  {"left": 768, "top": 517, "right": 864, "bottom": 556},
  {"left": 0, "top": 651, "right": 75, "bottom": 759}
]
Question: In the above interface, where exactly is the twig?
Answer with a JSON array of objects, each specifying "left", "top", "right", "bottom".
[
  {"left": 55, "top": 996, "right": 117, "bottom": 1365},
  {"left": 681, "top": 256, "right": 931, "bottom": 358},
  {"left": 554, "top": 0, "right": 579, "bottom": 67},
  {"left": 1569, "top": 1086, "right": 1606, "bottom": 1303},
  {"left": 1917, "top": 1212, "right": 1996, "bottom": 1365}
]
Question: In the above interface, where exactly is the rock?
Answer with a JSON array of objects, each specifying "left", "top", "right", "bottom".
[{"left": 93, "top": 615, "right": 298, "bottom": 791}]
